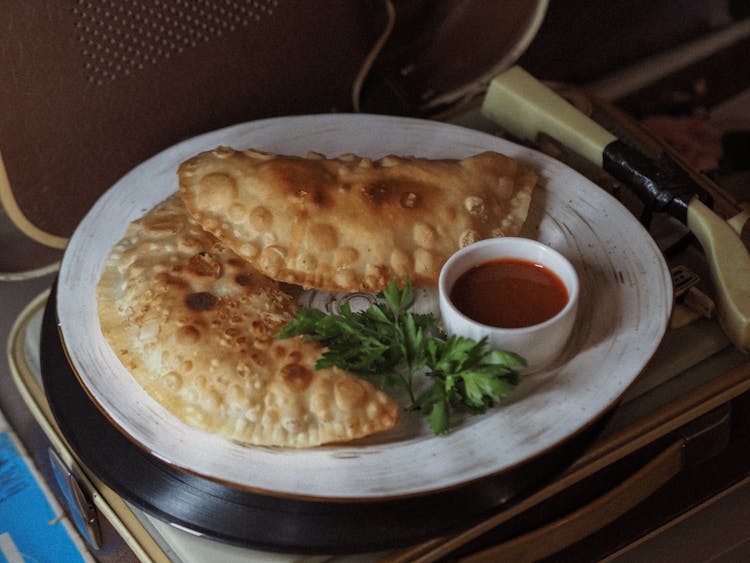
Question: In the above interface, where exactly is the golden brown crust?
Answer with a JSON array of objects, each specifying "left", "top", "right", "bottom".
[
  {"left": 178, "top": 148, "right": 537, "bottom": 292},
  {"left": 96, "top": 193, "right": 399, "bottom": 447}
]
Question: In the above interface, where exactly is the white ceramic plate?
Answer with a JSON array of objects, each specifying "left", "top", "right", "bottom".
[{"left": 57, "top": 114, "right": 672, "bottom": 500}]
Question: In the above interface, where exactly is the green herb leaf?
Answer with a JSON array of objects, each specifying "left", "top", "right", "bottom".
[
  {"left": 274, "top": 277, "right": 524, "bottom": 434},
  {"left": 416, "top": 383, "right": 451, "bottom": 434}
]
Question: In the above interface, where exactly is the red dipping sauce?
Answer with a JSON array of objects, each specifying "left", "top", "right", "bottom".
[{"left": 449, "top": 258, "right": 569, "bottom": 329}]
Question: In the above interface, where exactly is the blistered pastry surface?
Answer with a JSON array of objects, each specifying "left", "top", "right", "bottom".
[
  {"left": 96, "top": 194, "right": 398, "bottom": 448},
  {"left": 178, "top": 148, "right": 537, "bottom": 291}
]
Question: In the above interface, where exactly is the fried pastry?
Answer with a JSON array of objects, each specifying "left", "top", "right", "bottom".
[
  {"left": 178, "top": 148, "right": 537, "bottom": 292},
  {"left": 96, "top": 193, "right": 399, "bottom": 447}
]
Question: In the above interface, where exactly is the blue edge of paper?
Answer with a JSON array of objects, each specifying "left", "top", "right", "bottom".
[{"left": 0, "top": 431, "right": 86, "bottom": 562}]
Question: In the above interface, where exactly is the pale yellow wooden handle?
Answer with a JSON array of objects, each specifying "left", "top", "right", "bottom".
[
  {"left": 688, "top": 198, "right": 750, "bottom": 351},
  {"left": 727, "top": 202, "right": 750, "bottom": 236},
  {"left": 482, "top": 66, "right": 750, "bottom": 352},
  {"left": 481, "top": 66, "right": 616, "bottom": 166}
]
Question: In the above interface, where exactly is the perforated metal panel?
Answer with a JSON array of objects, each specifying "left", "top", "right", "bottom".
[{"left": 72, "top": 0, "right": 279, "bottom": 84}]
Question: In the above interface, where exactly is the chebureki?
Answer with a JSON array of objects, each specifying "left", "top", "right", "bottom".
[
  {"left": 96, "top": 194, "right": 399, "bottom": 448},
  {"left": 178, "top": 148, "right": 537, "bottom": 292},
  {"left": 97, "top": 146, "right": 538, "bottom": 448}
]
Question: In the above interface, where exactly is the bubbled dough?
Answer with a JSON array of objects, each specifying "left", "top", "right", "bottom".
[
  {"left": 96, "top": 194, "right": 399, "bottom": 448},
  {"left": 178, "top": 148, "right": 538, "bottom": 292}
]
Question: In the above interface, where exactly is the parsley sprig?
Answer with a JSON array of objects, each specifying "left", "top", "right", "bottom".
[{"left": 275, "top": 278, "right": 525, "bottom": 434}]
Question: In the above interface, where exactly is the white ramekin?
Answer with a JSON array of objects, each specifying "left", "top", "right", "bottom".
[{"left": 438, "top": 237, "right": 580, "bottom": 372}]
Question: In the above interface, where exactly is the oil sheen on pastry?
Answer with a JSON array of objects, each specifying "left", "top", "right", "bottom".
[
  {"left": 96, "top": 194, "right": 399, "bottom": 448},
  {"left": 178, "top": 147, "right": 538, "bottom": 292}
]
